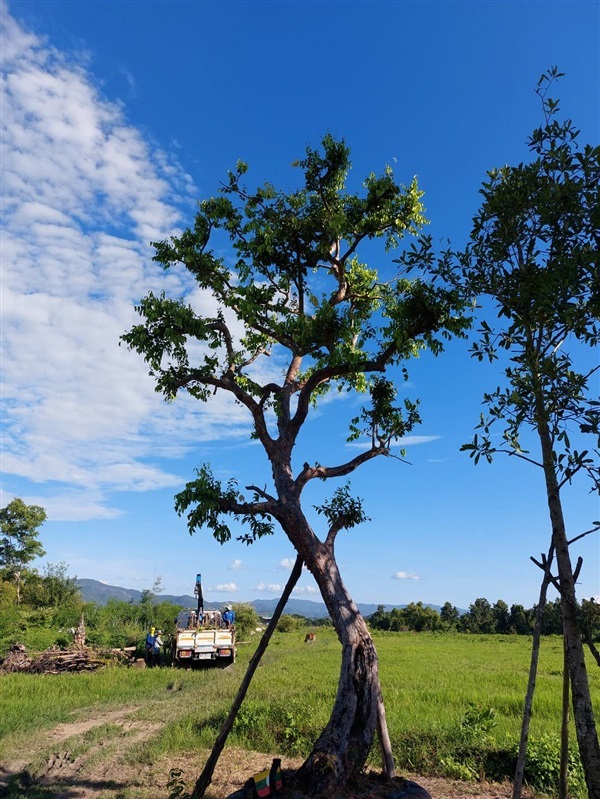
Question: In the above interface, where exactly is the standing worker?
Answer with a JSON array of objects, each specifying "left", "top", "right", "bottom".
[
  {"left": 222, "top": 605, "right": 235, "bottom": 629},
  {"left": 145, "top": 626, "right": 155, "bottom": 664},
  {"left": 150, "top": 630, "right": 164, "bottom": 667}
]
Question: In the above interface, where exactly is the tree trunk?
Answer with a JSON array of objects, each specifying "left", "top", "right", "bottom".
[
  {"left": 559, "top": 631, "right": 570, "bottom": 799},
  {"left": 292, "top": 533, "right": 393, "bottom": 794},
  {"left": 538, "top": 421, "right": 600, "bottom": 797}
]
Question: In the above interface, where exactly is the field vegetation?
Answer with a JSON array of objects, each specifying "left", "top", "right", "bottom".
[{"left": 2, "top": 628, "right": 598, "bottom": 797}]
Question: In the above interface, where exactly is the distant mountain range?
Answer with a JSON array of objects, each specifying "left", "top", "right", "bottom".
[{"left": 76, "top": 578, "right": 447, "bottom": 619}]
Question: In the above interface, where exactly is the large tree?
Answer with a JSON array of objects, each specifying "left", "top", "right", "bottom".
[
  {"left": 0, "top": 497, "right": 47, "bottom": 604},
  {"left": 406, "top": 69, "right": 600, "bottom": 795},
  {"left": 123, "top": 135, "right": 467, "bottom": 793}
]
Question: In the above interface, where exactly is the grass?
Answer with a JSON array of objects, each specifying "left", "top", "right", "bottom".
[{"left": 1, "top": 630, "right": 598, "bottom": 796}]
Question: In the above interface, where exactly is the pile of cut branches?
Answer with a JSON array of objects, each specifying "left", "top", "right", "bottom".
[{"left": 0, "top": 643, "right": 133, "bottom": 674}]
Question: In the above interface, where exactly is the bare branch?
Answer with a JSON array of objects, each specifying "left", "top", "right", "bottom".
[
  {"left": 245, "top": 484, "right": 277, "bottom": 503},
  {"left": 568, "top": 525, "right": 600, "bottom": 547},
  {"left": 582, "top": 630, "right": 600, "bottom": 667},
  {"left": 295, "top": 446, "right": 388, "bottom": 492},
  {"left": 530, "top": 554, "right": 562, "bottom": 594}
]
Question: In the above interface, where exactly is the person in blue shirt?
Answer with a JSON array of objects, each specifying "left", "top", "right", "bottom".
[
  {"left": 222, "top": 605, "right": 235, "bottom": 629},
  {"left": 149, "top": 630, "right": 164, "bottom": 667},
  {"left": 145, "top": 626, "right": 155, "bottom": 664}
]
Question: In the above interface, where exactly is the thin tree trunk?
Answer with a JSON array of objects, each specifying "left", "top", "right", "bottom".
[
  {"left": 560, "top": 631, "right": 570, "bottom": 799},
  {"left": 377, "top": 692, "right": 396, "bottom": 778},
  {"left": 191, "top": 555, "right": 304, "bottom": 799},
  {"left": 512, "top": 548, "right": 553, "bottom": 799},
  {"left": 537, "top": 421, "right": 600, "bottom": 797}
]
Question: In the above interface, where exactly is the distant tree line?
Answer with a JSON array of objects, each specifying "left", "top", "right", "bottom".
[{"left": 367, "top": 598, "right": 600, "bottom": 639}]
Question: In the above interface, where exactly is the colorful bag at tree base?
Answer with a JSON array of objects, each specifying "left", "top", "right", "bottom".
[{"left": 246, "top": 758, "right": 283, "bottom": 798}]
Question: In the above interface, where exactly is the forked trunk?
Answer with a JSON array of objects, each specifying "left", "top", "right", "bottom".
[{"left": 295, "top": 541, "right": 392, "bottom": 794}]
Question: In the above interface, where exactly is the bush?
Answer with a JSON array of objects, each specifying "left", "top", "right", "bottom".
[
  {"left": 512, "top": 734, "right": 586, "bottom": 797},
  {"left": 231, "top": 603, "right": 260, "bottom": 640},
  {"left": 276, "top": 614, "right": 305, "bottom": 633}
]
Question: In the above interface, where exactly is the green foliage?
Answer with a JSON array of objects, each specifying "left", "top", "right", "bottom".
[
  {"left": 276, "top": 614, "right": 307, "bottom": 633},
  {"left": 313, "top": 483, "right": 369, "bottom": 534},
  {"left": 455, "top": 70, "right": 600, "bottom": 491},
  {"left": 234, "top": 699, "right": 312, "bottom": 756},
  {"left": 122, "top": 135, "right": 469, "bottom": 548},
  {"left": 511, "top": 734, "right": 586, "bottom": 796},
  {"left": 0, "top": 498, "right": 47, "bottom": 603},
  {"left": 582, "top": 597, "right": 600, "bottom": 642},
  {"left": 167, "top": 768, "right": 191, "bottom": 799},
  {"left": 231, "top": 602, "right": 260, "bottom": 639},
  {"left": 174, "top": 466, "right": 275, "bottom": 545}
]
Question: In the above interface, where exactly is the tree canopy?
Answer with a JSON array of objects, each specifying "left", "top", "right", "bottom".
[{"left": 0, "top": 497, "right": 47, "bottom": 604}]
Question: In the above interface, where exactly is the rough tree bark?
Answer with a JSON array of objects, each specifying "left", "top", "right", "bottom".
[
  {"left": 538, "top": 417, "right": 600, "bottom": 798},
  {"left": 278, "top": 501, "right": 394, "bottom": 795}
]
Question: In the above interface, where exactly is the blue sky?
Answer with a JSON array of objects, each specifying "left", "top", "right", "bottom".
[{"left": 2, "top": 0, "right": 598, "bottom": 609}]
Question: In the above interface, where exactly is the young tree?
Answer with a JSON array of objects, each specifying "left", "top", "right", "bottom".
[
  {"left": 440, "top": 601, "right": 460, "bottom": 629},
  {"left": 123, "top": 135, "right": 467, "bottom": 793},
  {"left": 0, "top": 498, "right": 47, "bottom": 604},
  {"left": 409, "top": 69, "right": 600, "bottom": 794}
]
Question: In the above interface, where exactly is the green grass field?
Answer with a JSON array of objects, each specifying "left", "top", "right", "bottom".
[{"left": 1, "top": 630, "right": 598, "bottom": 796}]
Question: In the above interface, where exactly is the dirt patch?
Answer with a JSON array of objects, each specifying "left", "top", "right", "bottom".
[
  {"left": 137, "top": 750, "right": 533, "bottom": 799},
  {"left": 0, "top": 715, "right": 537, "bottom": 799}
]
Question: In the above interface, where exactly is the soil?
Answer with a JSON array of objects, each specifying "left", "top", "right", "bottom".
[{"left": 0, "top": 705, "right": 538, "bottom": 799}]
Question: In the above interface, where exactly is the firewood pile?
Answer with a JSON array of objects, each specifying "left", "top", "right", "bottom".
[{"left": 0, "top": 643, "right": 134, "bottom": 674}]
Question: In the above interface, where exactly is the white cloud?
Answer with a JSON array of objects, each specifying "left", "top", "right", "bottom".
[
  {"left": 230, "top": 559, "right": 243, "bottom": 571},
  {"left": 255, "top": 582, "right": 283, "bottom": 593},
  {"left": 211, "top": 583, "right": 238, "bottom": 593},
  {"left": 396, "top": 436, "right": 442, "bottom": 447},
  {"left": 392, "top": 571, "right": 420, "bottom": 581},
  {"left": 293, "top": 585, "right": 317, "bottom": 595},
  {"left": 279, "top": 558, "right": 296, "bottom": 570},
  {"left": 0, "top": 7, "right": 252, "bottom": 521}
]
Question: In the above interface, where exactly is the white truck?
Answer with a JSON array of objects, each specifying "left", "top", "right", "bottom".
[
  {"left": 171, "top": 574, "right": 236, "bottom": 667},
  {"left": 172, "top": 609, "right": 236, "bottom": 666}
]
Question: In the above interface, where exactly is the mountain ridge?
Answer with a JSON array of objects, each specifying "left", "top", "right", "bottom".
[{"left": 76, "top": 578, "right": 450, "bottom": 618}]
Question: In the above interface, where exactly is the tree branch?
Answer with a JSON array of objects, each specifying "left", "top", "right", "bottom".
[
  {"left": 530, "top": 554, "right": 562, "bottom": 594},
  {"left": 245, "top": 485, "right": 277, "bottom": 503},
  {"left": 295, "top": 447, "right": 388, "bottom": 492},
  {"left": 171, "top": 371, "right": 274, "bottom": 452},
  {"left": 568, "top": 525, "right": 600, "bottom": 547}
]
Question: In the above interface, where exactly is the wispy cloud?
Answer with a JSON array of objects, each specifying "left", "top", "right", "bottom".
[
  {"left": 0, "top": 7, "right": 250, "bottom": 521},
  {"left": 392, "top": 571, "right": 420, "bottom": 581},
  {"left": 229, "top": 559, "right": 243, "bottom": 571},
  {"left": 293, "top": 585, "right": 317, "bottom": 595},
  {"left": 279, "top": 558, "right": 296, "bottom": 570}
]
